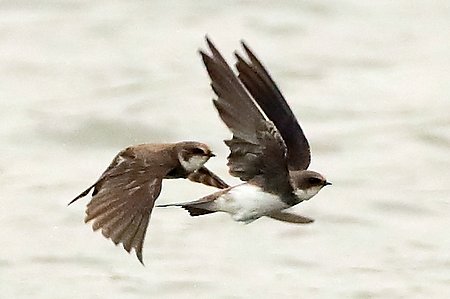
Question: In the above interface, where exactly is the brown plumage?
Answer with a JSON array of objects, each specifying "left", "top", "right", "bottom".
[
  {"left": 69, "top": 142, "right": 228, "bottom": 264},
  {"left": 235, "top": 43, "right": 311, "bottom": 170},
  {"left": 199, "top": 38, "right": 293, "bottom": 196},
  {"left": 159, "top": 37, "right": 330, "bottom": 224}
]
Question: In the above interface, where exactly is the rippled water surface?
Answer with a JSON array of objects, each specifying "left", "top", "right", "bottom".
[{"left": 1, "top": 1, "right": 449, "bottom": 298}]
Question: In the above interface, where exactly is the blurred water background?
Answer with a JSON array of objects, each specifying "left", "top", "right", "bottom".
[{"left": 1, "top": 1, "right": 449, "bottom": 298}]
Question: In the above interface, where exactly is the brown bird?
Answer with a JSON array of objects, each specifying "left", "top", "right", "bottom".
[
  {"left": 158, "top": 37, "right": 331, "bottom": 224},
  {"left": 69, "top": 142, "right": 228, "bottom": 264}
]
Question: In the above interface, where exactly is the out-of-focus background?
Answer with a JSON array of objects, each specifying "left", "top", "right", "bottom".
[{"left": 1, "top": 1, "right": 449, "bottom": 298}]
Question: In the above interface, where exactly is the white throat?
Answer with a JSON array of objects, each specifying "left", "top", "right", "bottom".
[
  {"left": 294, "top": 186, "right": 322, "bottom": 201},
  {"left": 180, "top": 155, "right": 208, "bottom": 172}
]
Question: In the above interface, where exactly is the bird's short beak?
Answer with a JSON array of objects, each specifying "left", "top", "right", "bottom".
[
  {"left": 324, "top": 181, "right": 332, "bottom": 186},
  {"left": 208, "top": 152, "right": 216, "bottom": 157}
]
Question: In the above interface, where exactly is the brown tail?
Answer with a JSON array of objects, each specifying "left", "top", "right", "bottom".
[{"left": 157, "top": 188, "right": 227, "bottom": 217}]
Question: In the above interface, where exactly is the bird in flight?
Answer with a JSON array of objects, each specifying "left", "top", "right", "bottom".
[
  {"left": 69, "top": 142, "right": 228, "bottom": 264},
  {"left": 159, "top": 37, "right": 331, "bottom": 224}
]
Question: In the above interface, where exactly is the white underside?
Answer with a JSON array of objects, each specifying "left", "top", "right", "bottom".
[
  {"left": 213, "top": 184, "right": 290, "bottom": 223},
  {"left": 294, "top": 185, "right": 322, "bottom": 201}
]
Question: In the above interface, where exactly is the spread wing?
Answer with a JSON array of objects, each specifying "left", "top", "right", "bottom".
[
  {"left": 200, "top": 37, "right": 292, "bottom": 194},
  {"left": 235, "top": 42, "right": 311, "bottom": 170},
  {"left": 70, "top": 147, "right": 167, "bottom": 264}
]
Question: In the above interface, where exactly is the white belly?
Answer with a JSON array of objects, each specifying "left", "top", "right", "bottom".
[
  {"left": 294, "top": 185, "right": 322, "bottom": 201},
  {"left": 214, "top": 184, "right": 289, "bottom": 223}
]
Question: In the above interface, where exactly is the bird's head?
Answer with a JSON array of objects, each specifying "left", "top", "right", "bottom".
[
  {"left": 290, "top": 170, "right": 331, "bottom": 201},
  {"left": 177, "top": 142, "right": 216, "bottom": 172}
]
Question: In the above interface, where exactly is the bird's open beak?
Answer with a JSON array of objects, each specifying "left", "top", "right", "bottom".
[{"left": 324, "top": 181, "right": 332, "bottom": 186}]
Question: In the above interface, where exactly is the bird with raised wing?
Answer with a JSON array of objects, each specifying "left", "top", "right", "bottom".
[{"left": 158, "top": 38, "right": 331, "bottom": 224}]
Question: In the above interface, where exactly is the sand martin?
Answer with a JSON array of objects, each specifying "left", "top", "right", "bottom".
[
  {"left": 69, "top": 142, "right": 228, "bottom": 263},
  {"left": 158, "top": 38, "right": 331, "bottom": 224}
]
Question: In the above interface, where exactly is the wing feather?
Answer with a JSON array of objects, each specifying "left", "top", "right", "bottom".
[
  {"left": 235, "top": 42, "right": 311, "bottom": 170},
  {"left": 70, "top": 143, "right": 227, "bottom": 263},
  {"left": 76, "top": 146, "right": 165, "bottom": 264},
  {"left": 122, "top": 214, "right": 143, "bottom": 253},
  {"left": 200, "top": 38, "right": 263, "bottom": 142},
  {"left": 187, "top": 167, "right": 229, "bottom": 189},
  {"left": 201, "top": 37, "right": 292, "bottom": 194}
]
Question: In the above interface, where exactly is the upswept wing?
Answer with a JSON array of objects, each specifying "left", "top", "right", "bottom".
[
  {"left": 235, "top": 42, "right": 311, "bottom": 170},
  {"left": 200, "top": 37, "right": 292, "bottom": 194}
]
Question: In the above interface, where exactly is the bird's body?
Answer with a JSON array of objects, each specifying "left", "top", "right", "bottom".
[
  {"left": 194, "top": 184, "right": 290, "bottom": 223},
  {"left": 69, "top": 141, "right": 227, "bottom": 263},
  {"left": 70, "top": 37, "right": 332, "bottom": 264},
  {"left": 162, "top": 173, "right": 325, "bottom": 224},
  {"left": 159, "top": 38, "right": 331, "bottom": 224}
]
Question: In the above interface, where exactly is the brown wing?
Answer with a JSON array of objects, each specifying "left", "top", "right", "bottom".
[
  {"left": 187, "top": 166, "right": 229, "bottom": 189},
  {"left": 235, "top": 42, "right": 311, "bottom": 170},
  {"left": 70, "top": 146, "right": 168, "bottom": 264},
  {"left": 200, "top": 37, "right": 292, "bottom": 194},
  {"left": 267, "top": 211, "right": 314, "bottom": 224},
  {"left": 200, "top": 37, "right": 264, "bottom": 143}
]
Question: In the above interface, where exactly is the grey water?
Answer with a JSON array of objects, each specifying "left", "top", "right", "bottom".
[{"left": 1, "top": 1, "right": 449, "bottom": 298}]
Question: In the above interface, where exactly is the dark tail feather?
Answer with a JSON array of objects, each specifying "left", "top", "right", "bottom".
[
  {"left": 156, "top": 189, "right": 225, "bottom": 217},
  {"left": 156, "top": 203, "right": 216, "bottom": 217},
  {"left": 182, "top": 205, "right": 216, "bottom": 217}
]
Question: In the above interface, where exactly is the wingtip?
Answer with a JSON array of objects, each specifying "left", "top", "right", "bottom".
[
  {"left": 198, "top": 49, "right": 208, "bottom": 60},
  {"left": 199, "top": 50, "right": 215, "bottom": 68},
  {"left": 205, "top": 35, "right": 214, "bottom": 49},
  {"left": 123, "top": 243, "right": 145, "bottom": 266},
  {"left": 234, "top": 51, "right": 248, "bottom": 67},
  {"left": 233, "top": 50, "right": 243, "bottom": 61},
  {"left": 240, "top": 39, "right": 250, "bottom": 52},
  {"left": 137, "top": 252, "right": 145, "bottom": 266},
  {"left": 240, "top": 40, "right": 258, "bottom": 62},
  {"left": 204, "top": 36, "right": 224, "bottom": 61}
]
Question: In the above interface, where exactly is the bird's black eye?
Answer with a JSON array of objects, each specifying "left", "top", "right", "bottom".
[
  {"left": 192, "top": 148, "right": 206, "bottom": 155},
  {"left": 308, "top": 177, "right": 321, "bottom": 185}
]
